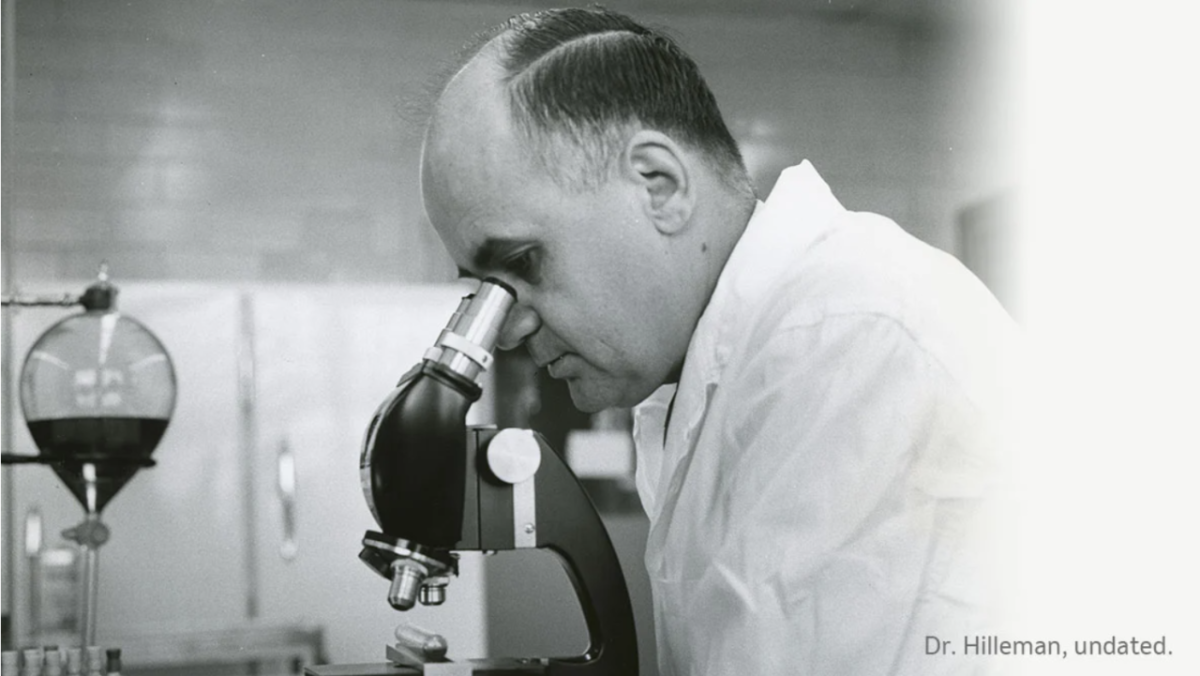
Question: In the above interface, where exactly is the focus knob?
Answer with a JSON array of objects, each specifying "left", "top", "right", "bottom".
[{"left": 486, "top": 429, "right": 541, "bottom": 484}]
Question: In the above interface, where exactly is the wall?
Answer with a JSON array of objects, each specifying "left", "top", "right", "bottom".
[
  {"left": 3, "top": 0, "right": 1010, "bottom": 287},
  {"left": 2, "top": 0, "right": 1011, "bottom": 662}
]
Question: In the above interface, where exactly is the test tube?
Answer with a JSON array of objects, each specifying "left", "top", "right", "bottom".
[
  {"left": 2, "top": 651, "right": 21, "bottom": 675},
  {"left": 22, "top": 648, "right": 44, "bottom": 676},
  {"left": 65, "top": 648, "right": 83, "bottom": 676},
  {"left": 84, "top": 647, "right": 104, "bottom": 676},
  {"left": 104, "top": 649, "right": 121, "bottom": 676},
  {"left": 43, "top": 648, "right": 63, "bottom": 676}
]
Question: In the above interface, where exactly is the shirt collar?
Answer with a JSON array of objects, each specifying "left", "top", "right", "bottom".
[{"left": 631, "top": 161, "right": 846, "bottom": 519}]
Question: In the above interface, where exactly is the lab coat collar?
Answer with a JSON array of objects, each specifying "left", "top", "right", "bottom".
[
  {"left": 633, "top": 160, "right": 846, "bottom": 522},
  {"left": 686, "top": 160, "right": 845, "bottom": 394}
]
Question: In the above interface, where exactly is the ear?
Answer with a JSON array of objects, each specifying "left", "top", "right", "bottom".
[{"left": 622, "top": 130, "right": 695, "bottom": 235}]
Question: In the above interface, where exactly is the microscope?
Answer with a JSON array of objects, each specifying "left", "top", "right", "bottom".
[{"left": 305, "top": 280, "right": 638, "bottom": 676}]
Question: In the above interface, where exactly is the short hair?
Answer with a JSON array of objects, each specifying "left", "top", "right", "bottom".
[{"left": 438, "top": 7, "right": 751, "bottom": 193}]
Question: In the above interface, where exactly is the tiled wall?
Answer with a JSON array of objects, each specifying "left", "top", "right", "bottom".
[{"left": 3, "top": 0, "right": 1010, "bottom": 286}]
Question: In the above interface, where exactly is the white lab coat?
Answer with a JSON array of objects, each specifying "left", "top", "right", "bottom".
[{"left": 632, "top": 162, "right": 1018, "bottom": 675}]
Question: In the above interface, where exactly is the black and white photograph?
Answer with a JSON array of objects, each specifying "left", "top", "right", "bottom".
[{"left": 1, "top": 1, "right": 1196, "bottom": 675}]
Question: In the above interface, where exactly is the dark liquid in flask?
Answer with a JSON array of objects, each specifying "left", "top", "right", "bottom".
[{"left": 26, "top": 417, "right": 169, "bottom": 513}]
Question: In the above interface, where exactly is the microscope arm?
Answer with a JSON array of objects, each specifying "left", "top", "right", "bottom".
[{"left": 471, "top": 428, "right": 639, "bottom": 676}]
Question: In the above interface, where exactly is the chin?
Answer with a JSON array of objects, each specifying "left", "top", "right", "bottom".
[
  {"left": 565, "top": 384, "right": 613, "bottom": 414},
  {"left": 565, "top": 378, "right": 649, "bottom": 413}
]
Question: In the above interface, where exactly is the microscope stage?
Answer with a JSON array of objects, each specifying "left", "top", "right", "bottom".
[
  {"left": 305, "top": 664, "right": 418, "bottom": 676},
  {"left": 306, "top": 658, "right": 546, "bottom": 675}
]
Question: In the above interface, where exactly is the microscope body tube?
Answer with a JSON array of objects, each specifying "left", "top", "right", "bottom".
[
  {"left": 360, "top": 280, "right": 513, "bottom": 542},
  {"left": 359, "top": 281, "right": 514, "bottom": 610},
  {"left": 360, "top": 369, "right": 478, "bottom": 545}
]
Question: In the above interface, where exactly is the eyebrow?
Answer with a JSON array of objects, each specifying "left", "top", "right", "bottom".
[{"left": 457, "top": 237, "right": 538, "bottom": 279}]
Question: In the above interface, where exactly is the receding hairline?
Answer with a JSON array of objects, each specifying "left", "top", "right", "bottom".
[
  {"left": 426, "top": 37, "right": 509, "bottom": 134},
  {"left": 423, "top": 14, "right": 751, "bottom": 195},
  {"left": 424, "top": 34, "right": 622, "bottom": 190}
]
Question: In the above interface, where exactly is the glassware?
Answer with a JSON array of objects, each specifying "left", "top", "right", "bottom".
[{"left": 18, "top": 276, "right": 176, "bottom": 513}]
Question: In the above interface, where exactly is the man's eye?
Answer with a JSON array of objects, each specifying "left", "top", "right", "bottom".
[{"left": 504, "top": 249, "right": 541, "bottom": 282}]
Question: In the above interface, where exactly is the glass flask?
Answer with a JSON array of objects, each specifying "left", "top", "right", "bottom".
[{"left": 19, "top": 287, "right": 177, "bottom": 513}]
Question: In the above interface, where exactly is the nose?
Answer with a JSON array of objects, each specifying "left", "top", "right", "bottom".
[{"left": 497, "top": 302, "right": 541, "bottom": 350}]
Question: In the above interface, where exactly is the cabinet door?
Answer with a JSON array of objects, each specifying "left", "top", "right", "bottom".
[
  {"left": 6, "top": 284, "right": 249, "bottom": 643},
  {"left": 250, "top": 284, "right": 489, "bottom": 663}
]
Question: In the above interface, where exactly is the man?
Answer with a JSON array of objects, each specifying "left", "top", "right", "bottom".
[{"left": 420, "top": 7, "right": 1017, "bottom": 675}]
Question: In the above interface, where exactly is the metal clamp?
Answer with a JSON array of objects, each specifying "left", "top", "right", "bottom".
[{"left": 436, "top": 331, "right": 494, "bottom": 372}]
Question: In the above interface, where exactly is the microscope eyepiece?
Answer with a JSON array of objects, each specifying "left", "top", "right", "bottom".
[
  {"left": 480, "top": 276, "right": 516, "bottom": 300},
  {"left": 423, "top": 280, "right": 515, "bottom": 384}
]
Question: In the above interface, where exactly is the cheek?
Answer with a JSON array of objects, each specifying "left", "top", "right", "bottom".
[
  {"left": 566, "top": 269, "right": 658, "bottom": 362},
  {"left": 540, "top": 204, "right": 660, "bottom": 358}
]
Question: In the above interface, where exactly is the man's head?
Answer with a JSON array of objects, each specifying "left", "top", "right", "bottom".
[{"left": 421, "top": 7, "right": 755, "bottom": 412}]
